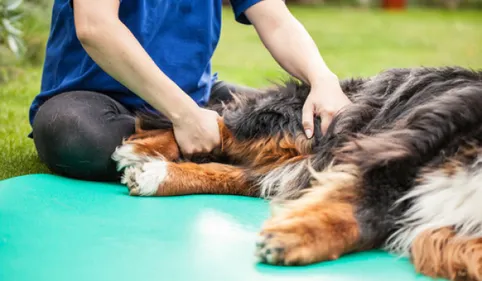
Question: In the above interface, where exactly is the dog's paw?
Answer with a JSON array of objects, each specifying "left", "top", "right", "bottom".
[
  {"left": 255, "top": 214, "right": 348, "bottom": 266},
  {"left": 121, "top": 160, "right": 169, "bottom": 196},
  {"left": 112, "top": 143, "right": 152, "bottom": 171},
  {"left": 255, "top": 215, "right": 314, "bottom": 266},
  {"left": 255, "top": 233, "right": 289, "bottom": 265},
  {"left": 255, "top": 229, "right": 321, "bottom": 266}
]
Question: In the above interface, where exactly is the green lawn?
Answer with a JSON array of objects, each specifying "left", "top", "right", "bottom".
[{"left": 1, "top": 7, "right": 481, "bottom": 180}]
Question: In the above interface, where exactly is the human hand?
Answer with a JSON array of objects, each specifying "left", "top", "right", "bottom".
[
  {"left": 172, "top": 108, "right": 221, "bottom": 157},
  {"left": 302, "top": 76, "right": 352, "bottom": 137}
]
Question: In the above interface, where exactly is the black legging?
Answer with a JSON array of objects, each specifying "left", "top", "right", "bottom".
[{"left": 31, "top": 81, "right": 258, "bottom": 182}]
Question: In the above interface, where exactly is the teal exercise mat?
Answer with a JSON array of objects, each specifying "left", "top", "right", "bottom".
[{"left": 0, "top": 174, "right": 441, "bottom": 281}]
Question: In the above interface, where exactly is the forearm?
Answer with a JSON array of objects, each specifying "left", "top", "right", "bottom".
[
  {"left": 248, "top": 1, "right": 337, "bottom": 87},
  {"left": 76, "top": 19, "right": 199, "bottom": 122},
  {"left": 265, "top": 19, "right": 336, "bottom": 85}
]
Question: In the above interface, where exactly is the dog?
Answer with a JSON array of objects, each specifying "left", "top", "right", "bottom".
[{"left": 111, "top": 66, "right": 482, "bottom": 281}]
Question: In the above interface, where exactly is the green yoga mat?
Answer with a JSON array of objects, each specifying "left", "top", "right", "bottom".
[{"left": 0, "top": 174, "right": 441, "bottom": 281}]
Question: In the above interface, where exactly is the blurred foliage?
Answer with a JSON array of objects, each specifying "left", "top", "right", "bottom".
[
  {"left": 0, "top": 0, "right": 25, "bottom": 57},
  {"left": 0, "top": 0, "right": 52, "bottom": 82},
  {"left": 409, "top": 0, "right": 482, "bottom": 9}
]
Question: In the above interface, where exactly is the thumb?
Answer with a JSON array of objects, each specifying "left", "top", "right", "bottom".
[
  {"left": 321, "top": 113, "right": 333, "bottom": 135},
  {"left": 302, "top": 104, "right": 314, "bottom": 139}
]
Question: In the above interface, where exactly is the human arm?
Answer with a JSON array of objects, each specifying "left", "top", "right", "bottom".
[
  {"left": 72, "top": 0, "right": 220, "bottom": 155},
  {"left": 244, "top": 0, "right": 352, "bottom": 136}
]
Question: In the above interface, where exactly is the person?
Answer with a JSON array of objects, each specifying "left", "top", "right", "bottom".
[{"left": 29, "top": 0, "right": 352, "bottom": 182}]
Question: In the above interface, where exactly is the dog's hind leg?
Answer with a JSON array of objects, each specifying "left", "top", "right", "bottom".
[
  {"left": 111, "top": 120, "right": 228, "bottom": 170},
  {"left": 113, "top": 118, "right": 310, "bottom": 170},
  {"left": 112, "top": 129, "right": 181, "bottom": 171},
  {"left": 410, "top": 227, "right": 482, "bottom": 281},
  {"left": 255, "top": 164, "right": 365, "bottom": 265},
  {"left": 121, "top": 160, "right": 259, "bottom": 197}
]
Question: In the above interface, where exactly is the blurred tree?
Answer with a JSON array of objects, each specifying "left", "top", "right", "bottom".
[
  {"left": 0, "top": 0, "right": 25, "bottom": 58},
  {"left": 443, "top": 0, "right": 462, "bottom": 8}
]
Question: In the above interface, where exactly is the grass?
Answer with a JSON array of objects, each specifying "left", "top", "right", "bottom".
[{"left": 1, "top": 7, "right": 481, "bottom": 181}]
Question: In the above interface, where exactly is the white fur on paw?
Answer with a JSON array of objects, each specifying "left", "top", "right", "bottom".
[
  {"left": 112, "top": 144, "right": 150, "bottom": 171},
  {"left": 122, "top": 160, "right": 168, "bottom": 196},
  {"left": 121, "top": 166, "right": 139, "bottom": 187}
]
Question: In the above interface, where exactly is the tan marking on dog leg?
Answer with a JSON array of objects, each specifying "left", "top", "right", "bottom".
[
  {"left": 255, "top": 164, "right": 363, "bottom": 265},
  {"left": 126, "top": 160, "right": 258, "bottom": 197},
  {"left": 411, "top": 227, "right": 482, "bottom": 281}
]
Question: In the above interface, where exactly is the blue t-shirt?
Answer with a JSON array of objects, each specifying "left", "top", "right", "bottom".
[{"left": 28, "top": 0, "right": 261, "bottom": 127}]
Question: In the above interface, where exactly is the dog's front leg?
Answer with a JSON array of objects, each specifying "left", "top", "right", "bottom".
[
  {"left": 121, "top": 160, "right": 259, "bottom": 197},
  {"left": 255, "top": 164, "right": 365, "bottom": 265}
]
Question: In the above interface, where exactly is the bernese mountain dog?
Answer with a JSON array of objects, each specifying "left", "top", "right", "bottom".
[{"left": 112, "top": 66, "right": 482, "bottom": 281}]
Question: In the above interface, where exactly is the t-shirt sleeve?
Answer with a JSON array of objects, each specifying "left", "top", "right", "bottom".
[{"left": 229, "top": 0, "right": 263, "bottom": 25}]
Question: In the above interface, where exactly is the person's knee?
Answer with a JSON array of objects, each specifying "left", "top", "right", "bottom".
[{"left": 32, "top": 95, "right": 131, "bottom": 181}]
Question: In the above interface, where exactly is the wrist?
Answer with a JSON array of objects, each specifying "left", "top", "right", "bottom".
[
  {"left": 309, "top": 71, "right": 339, "bottom": 89},
  {"left": 169, "top": 101, "right": 202, "bottom": 127},
  {"left": 142, "top": 79, "right": 200, "bottom": 125}
]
